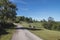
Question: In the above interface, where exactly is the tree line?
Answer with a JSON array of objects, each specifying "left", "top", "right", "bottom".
[
  {"left": 41, "top": 17, "right": 60, "bottom": 31},
  {"left": 15, "top": 16, "right": 38, "bottom": 23}
]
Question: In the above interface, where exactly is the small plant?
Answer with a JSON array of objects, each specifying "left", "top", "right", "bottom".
[
  {"left": 33, "top": 26, "right": 36, "bottom": 29},
  {"left": 29, "top": 25, "right": 31, "bottom": 28}
]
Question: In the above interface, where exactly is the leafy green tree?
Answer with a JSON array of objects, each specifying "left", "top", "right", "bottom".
[
  {"left": 19, "top": 16, "right": 25, "bottom": 21},
  {"left": 41, "top": 19, "right": 48, "bottom": 28},
  {"left": 0, "top": 0, "right": 17, "bottom": 35},
  {"left": 28, "top": 17, "right": 33, "bottom": 23},
  {"left": 0, "top": 0, "right": 17, "bottom": 22},
  {"left": 42, "top": 17, "right": 55, "bottom": 30},
  {"left": 47, "top": 17, "right": 54, "bottom": 30}
]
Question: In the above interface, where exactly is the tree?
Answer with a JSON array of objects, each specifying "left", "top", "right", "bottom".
[
  {"left": 15, "top": 16, "right": 34, "bottom": 23},
  {"left": 29, "top": 17, "right": 33, "bottom": 23},
  {"left": 48, "top": 17, "right": 54, "bottom": 22},
  {"left": 20, "top": 16, "right": 25, "bottom": 21},
  {"left": 42, "top": 17, "right": 55, "bottom": 30},
  {"left": 41, "top": 19, "right": 48, "bottom": 29},
  {"left": 0, "top": 0, "right": 17, "bottom": 36},
  {"left": 0, "top": 0, "right": 17, "bottom": 22},
  {"left": 47, "top": 17, "right": 54, "bottom": 30}
]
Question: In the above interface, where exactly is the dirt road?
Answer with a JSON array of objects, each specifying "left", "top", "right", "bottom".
[{"left": 11, "top": 24, "right": 43, "bottom": 40}]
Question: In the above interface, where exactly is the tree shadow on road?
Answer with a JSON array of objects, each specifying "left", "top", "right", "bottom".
[{"left": 14, "top": 27, "right": 42, "bottom": 31}]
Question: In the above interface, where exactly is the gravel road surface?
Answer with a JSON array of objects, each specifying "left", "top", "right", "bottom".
[{"left": 11, "top": 24, "right": 43, "bottom": 40}]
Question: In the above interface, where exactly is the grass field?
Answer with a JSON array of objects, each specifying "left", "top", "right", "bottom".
[
  {"left": 31, "top": 29, "right": 60, "bottom": 40},
  {"left": 21, "top": 22, "right": 60, "bottom": 40},
  {"left": 0, "top": 29, "right": 15, "bottom": 40}
]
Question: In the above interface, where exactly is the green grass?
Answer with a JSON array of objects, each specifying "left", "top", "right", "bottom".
[
  {"left": 21, "top": 22, "right": 60, "bottom": 40},
  {"left": 0, "top": 29, "right": 15, "bottom": 40},
  {"left": 21, "top": 22, "right": 43, "bottom": 28},
  {"left": 20, "top": 22, "right": 29, "bottom": 27},
  {"left": 31, "top": 29, "right": 60, "bottom": 40}
]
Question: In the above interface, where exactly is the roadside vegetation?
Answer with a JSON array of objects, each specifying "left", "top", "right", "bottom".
[
  {"left": 20, "top": 21, "right": 60, "bottom": 40},
  {"left": 0, "top": 29, "right": 15, "bottom": 40},
  {"left": 0, "top": 0, "right": 17, "bottom": 40},
  {"left": 19, "top": 17, "right": 60, "bottom": 40}
]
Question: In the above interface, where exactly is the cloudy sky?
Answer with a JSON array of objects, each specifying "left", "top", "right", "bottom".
[{"left": 10, "top": 0, "right": 60, "bottom": 21}]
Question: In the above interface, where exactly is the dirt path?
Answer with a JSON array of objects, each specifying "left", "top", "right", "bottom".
[{"left": 11, "top": 24, "right": 43, "bottom": 40}]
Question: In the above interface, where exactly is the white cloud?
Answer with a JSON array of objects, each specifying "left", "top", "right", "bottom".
[
  {"left": 10, "top": 0, "right": 28, "bottom": 11},
  {"left": 10, "top": 0, "right": 27, "bottom": 4},
  {"left": 19, "top": 0, "right": 27, "bottom": 4},
  {"left": 20, "top": 8, "right": 29, "bottom": 11}
]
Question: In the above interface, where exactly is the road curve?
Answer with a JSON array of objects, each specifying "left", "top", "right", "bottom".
[{"left": 11, "top": 24, "right": 43, "bottom": 40}]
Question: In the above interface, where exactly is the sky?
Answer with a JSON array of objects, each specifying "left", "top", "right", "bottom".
[{"left": 10, "top": 0, "right": 60, "bottom": 21}]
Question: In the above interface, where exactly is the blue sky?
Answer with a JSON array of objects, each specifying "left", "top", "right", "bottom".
[{"left": 10, "top": 0, "right": 60, "bottom": 21}]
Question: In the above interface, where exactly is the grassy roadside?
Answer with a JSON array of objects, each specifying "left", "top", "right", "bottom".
[
  {"left": 31, "top": 29, "right": 60, "bottom": 40},
  {"left": 0, "top": 29, "right": 15, "bottom": 40},
  {"left": 20, "top": 22, "right": 29, "bottom": 27},
  {"left": 21, "top": 22, "right": 60, "bottom": 40}
]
